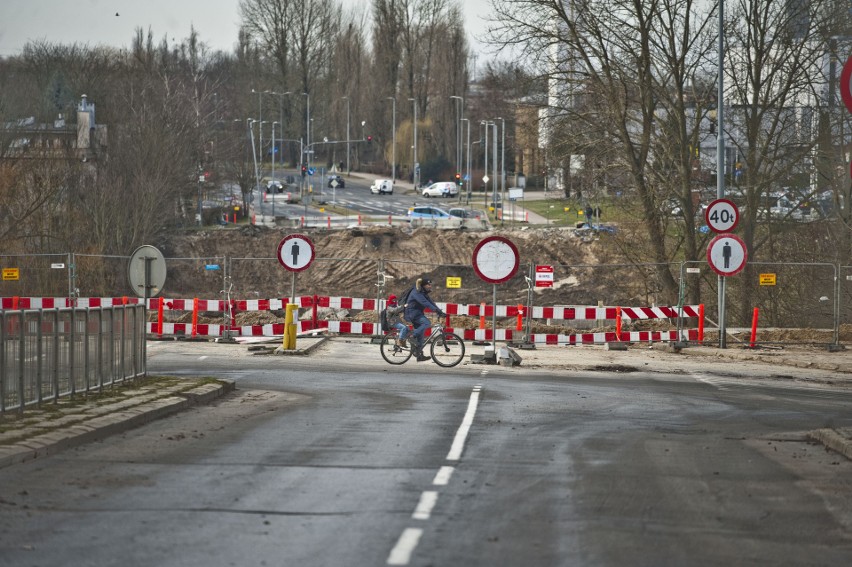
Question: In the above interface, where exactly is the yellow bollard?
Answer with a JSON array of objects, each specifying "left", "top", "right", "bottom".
[{"left": 283, "top": 303, "right": 298, "bottom": 350}]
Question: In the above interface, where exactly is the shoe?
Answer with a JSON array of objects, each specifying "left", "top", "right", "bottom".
[
  {"left": 397, "top": 338, "right": 407, "bottom": 348},
  {"left": 416, "top": 355, "right": 431, "bottom": 362}
]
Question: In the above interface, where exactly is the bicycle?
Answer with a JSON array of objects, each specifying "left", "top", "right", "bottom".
[{"left": 380, "top": 318, "right": 466, "bottom": 367}]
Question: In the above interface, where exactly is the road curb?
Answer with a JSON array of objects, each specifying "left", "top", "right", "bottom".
[
  {"left": 0, "top": 380, "right": 236, "bottom": 470},
  {"left": 807, "top": 428, "right": 852, "bottom": 461}
]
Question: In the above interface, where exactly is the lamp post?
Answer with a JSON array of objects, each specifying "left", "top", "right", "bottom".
[
  {"left": 251, "top": 89, "right": 263, "bottom": 160},
  {"left": 461, "top": 118, "right": 471, "bottom": 203},
  {"left": 302, "top": 93, "right": 311, "bottom": 170},
  {"left": 342, "top": 96, "right": 350, "bottom": 174},
  {"left": 482, "top": 120, "right": 490, "bottom": 208},
  {"left": 247, "top": 119, "right": 261, "bottom": 199},
  {"left": 271, "top": 121, "right": 279, "bottom": 220},
  {"left": 409, "top": 97, "right": 418, "bottom": 188},
  {"left": 386, "top": 96, "right": 396, "bottom": 181},
  {"left": 266, "top": 91, "right": 291, "bottom": 165},
  {"left": 497, "top": 117, "right": 506, "bottom": 225},
  {"left": 450, "top": 95, "right": 464, "bottom": 175}
]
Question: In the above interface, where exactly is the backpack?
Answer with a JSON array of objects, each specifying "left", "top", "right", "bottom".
[
  {"left": 380, "top": 307, "right": 390, "bottom": 332},
  {"left": 398, "top": 285, "right": 415, "bottom": 309}
]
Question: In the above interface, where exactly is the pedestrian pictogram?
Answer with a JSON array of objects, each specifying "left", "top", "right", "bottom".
[
  {"left": 706, "top": 233, "right": 747, "bottom": 277},
  {"left": 277, "top": 234, "right": 315, "bottom": 272}
]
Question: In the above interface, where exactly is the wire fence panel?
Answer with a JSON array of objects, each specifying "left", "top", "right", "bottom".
[
  {"left": 0, "top": 305, "right": 146, "bottom": 415},
  {"left": 0, "top": 254, "right": 71, "bottom": 298}
]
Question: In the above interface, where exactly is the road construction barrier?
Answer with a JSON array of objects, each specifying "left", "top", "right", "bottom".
[{"left": 2, "top": 294, "right": 703, "bottom": 346}]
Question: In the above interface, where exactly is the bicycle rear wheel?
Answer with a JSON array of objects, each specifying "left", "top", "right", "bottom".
[
  {"left": 380, "top": 332, "right": 413, "bottom": 365},
  {"left": 430, "top": 331, "right": 465, "bottom": 367}
]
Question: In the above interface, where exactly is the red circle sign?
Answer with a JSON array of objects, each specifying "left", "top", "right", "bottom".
[
  {"left": 706, "top": 233, "right": 747, "bottom": 277},
  {"left": 841, "top": 56, "right": 852, "bottom": 114},
  {"left": 472, "top": 236, "right": 520, "bottom": 284},
  {"left": 705, "top": 198, "right": 740, "bottom": 233},
  {"left": 277, "top": 234, "right": 315, "bottom": 272}
]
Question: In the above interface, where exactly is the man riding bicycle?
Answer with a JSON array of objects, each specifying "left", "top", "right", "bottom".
[{"left": 404, "top": 277, "right": 446, "bottom": 362}]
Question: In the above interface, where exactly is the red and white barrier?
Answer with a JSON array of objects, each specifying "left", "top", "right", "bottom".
[{"left": 5, "top": 294, "right": 703, "bottom": 345}]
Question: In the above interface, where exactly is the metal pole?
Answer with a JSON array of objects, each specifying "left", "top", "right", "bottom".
[
  {"left": 344, "top": 96, "right": 350, "bottom": 174},
  {"left": 410, "top": 97, "right": 418, "bottom": 188},
  {"left": 491, "top": 284, "right": 498, "bottom": 354},
  {"left": 499, "top": 117, "right": 506, "bottom": 225},
  {"left": 271, "top": 121, "right": 278, "bottom": 222},
  {"left": 387, "top": 97, "right": 396, "bottom": 181},
  {"left": 717, "top": 0, "right": 727, "bottom": 348},
  {"left": 483, "top": 121, "right": 489, "bottom": 206}
]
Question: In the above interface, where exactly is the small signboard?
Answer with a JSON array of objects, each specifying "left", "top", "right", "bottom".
[
  {"left": 51, "top": 263, "right": 66, "bottom": 269},
  {"left": 446, "top": 276, "right": 462, "bottom": 289},
  {"left": 2, "top": 268, "right": 20, "bottom": 281},
  {"left": 535, "top": 265, "right": 554, "bottom": 288},
  {"left": 759, "top": 273, "right": 776, "bottom": 286}
]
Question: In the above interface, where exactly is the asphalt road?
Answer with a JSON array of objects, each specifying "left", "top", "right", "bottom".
[{"left": 1, "top": 341, "right": 851, "bottom": 566}]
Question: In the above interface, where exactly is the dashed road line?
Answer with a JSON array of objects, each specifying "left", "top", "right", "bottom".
[
  {"left": 387, "top": 528, "right": 423, "bottom": 566},
  {"left": 412, "top": 491, "right": 439, "bottom": 520}
]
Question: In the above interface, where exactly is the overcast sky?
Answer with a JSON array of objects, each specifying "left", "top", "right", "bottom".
[{"left": 0, "top": 0, "right": 495, "bottom": 58}]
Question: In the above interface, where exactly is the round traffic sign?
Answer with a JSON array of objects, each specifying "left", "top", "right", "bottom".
[
  {"left": 472, "top": 236, "right": 520, "bottom": 284},
  {"left": 705, "top": 198, "right": 740, "bottom": 233},
  {"left": 841, "top": 55, "right": 852, "bottom": 114},
  {"left": 706, "top": 233, "right": 747, "bottom": 277},
  {"left": 277, "top": 234, "right": 315, "bottom": 272},
  {"left": 127, "top": 245, "right": 167, "bottom": 298}
]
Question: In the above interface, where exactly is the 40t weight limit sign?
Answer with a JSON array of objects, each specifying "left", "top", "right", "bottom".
[{"left": 704, "top": 198, "right": 740, "bottom": 233}]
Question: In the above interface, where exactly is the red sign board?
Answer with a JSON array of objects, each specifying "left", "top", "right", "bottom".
[
  {"left": 535, "top": 265, "right": 554, "bottom": 288},
  {"left": 841, "top": 55, "right": 852, "bottom": 115}
]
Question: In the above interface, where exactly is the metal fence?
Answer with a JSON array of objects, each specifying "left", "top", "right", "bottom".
[
  {"left": 2, "top": 250, "right": 849, "bottom": 347},
  {"left": 0, "top": 304, "right": 146, "bottom": 414}
]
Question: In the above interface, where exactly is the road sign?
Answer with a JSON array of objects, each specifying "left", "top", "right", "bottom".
[
  {"left": 841, "top": 55, "right": 852, "bottom": 114},
  {"left": 277, "top": 234, "right": 315, "bottom": 272},
  {"left": 705, "top": 198, "right": 740, "bottom": 233},
  {"left": 759, "top": 273, "right": 776, "bottom": 286},
  {"left": 446, "top": 276, "right": 461, "bottom": 288},
  {"left": 128, "top": 245, "right": 167, "bottom": 298},
  {"left": 706, "top": 233, "right": 747, "bottom": 277},
  {"left": 2, "top": 268, "right": 19, "bottom": 281},
  {"left": 472, "top": 236, "right": 520, "bottom": 284},
  {"left": 535, "top": 265, "right": 554, "bottom": 288}
]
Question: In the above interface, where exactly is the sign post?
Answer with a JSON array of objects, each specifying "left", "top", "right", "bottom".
[{"left": 472, "top": 236, "right": 520, "bottom": 358}]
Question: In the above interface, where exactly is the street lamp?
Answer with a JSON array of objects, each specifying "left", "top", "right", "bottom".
[
  {"left": 497, "top": 117, "right": 506, "bottom": 224},
  {"left": 386, "top": 96, "right": 396, "bottom": 181},
  {"left": 461, "top": 118, "right": 471, "bottom": 203},
  {"left": 251, "top": 89, "right": 263, "bottom": 160},
  {"left": 271, "top": 121, "right": 279, "bottom": 221},
  {"left": 342, "top": 96, "right": 350, "bottom": 174},
  {"left": 266, "top": 91, "right": 291, "bottom": 164},
  {"left": 450, "top": 95, "right": 464, "bottom": 175},
  {"left": 247, "top": 119, "right": 261, "bottom": 198},
  {"left": 302, "top": 93, "right": 311, "bottom": 169},
  {"left": 409, "top": 97, "right": 417, "bottom": 187}
]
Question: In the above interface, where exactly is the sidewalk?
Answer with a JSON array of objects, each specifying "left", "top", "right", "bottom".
[{"left": 1, "top": 339, "right": 850, "bottom": 469}]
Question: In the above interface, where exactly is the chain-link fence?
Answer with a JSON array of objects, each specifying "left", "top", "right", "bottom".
[{"left": 2, "top": 251, "right": 849, "bottom": 347}]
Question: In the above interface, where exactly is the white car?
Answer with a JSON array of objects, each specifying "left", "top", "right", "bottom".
[
  {"left": 422, "top": 182, "right": 458, "bottom": 198},
  {"left": 371, "top": 179, "right": 394, "bottom": 194}
]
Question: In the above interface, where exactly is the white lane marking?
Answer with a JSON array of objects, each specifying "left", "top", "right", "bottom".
[
  {"left": 446, "top": 385, "right": 482, "bottom": 461},
  {"left": 432, "top": 466, "right": 454, "bottom": 486},
  {"left": 412, "top": 491, "right": 439, "bottom": 520},
  {"left": 387, "top": 527, "right": 423, "bottom": 565},
  {"left": 198, "top": 356, "right": 209, "bottom": 361}
]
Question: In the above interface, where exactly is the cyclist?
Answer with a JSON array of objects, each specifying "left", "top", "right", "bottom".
[{"left": 404, "top": 277, "right": 446, "bottom": 362}]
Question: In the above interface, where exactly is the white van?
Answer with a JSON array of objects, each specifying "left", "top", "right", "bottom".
[{"left": 370, "top": 179, "right": 394, "bottom": 194}]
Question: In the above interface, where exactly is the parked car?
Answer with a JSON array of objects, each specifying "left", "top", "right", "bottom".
[
  {"left": 266, "top": 180, "right": 284, "bottom": 193},
  {"left": 371, "top": 179, "right": 394, "bottom": 194},
  {"left": 448, "top": 207, "right": 480, "bottom": 219},
  {"left": 327, "top": 174, "right": 345, "bottom": 188},
  {"left": 407, "top": 205, "right": 451, "bottom": 221},
  {"left": 422, "top": 182, "right": 459, "bottom": 198}
]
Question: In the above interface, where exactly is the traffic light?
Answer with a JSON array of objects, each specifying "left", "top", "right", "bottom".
[
  {"left": 301, "top": 165, "right": 307, "bottom": 177},
  {"left": 455, "top": 172, "right": 462, "bottom": 186},
  {"left": 366, "top": 135, "right": 373, "bottom": 143}
]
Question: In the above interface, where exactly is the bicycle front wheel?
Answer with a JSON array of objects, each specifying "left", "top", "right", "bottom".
[
  {"left": 380, "top": 333, "right": 413, "bottom": 365},
  {"left": 430, "top": 331, "right": 465, "bottom": 368}
]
